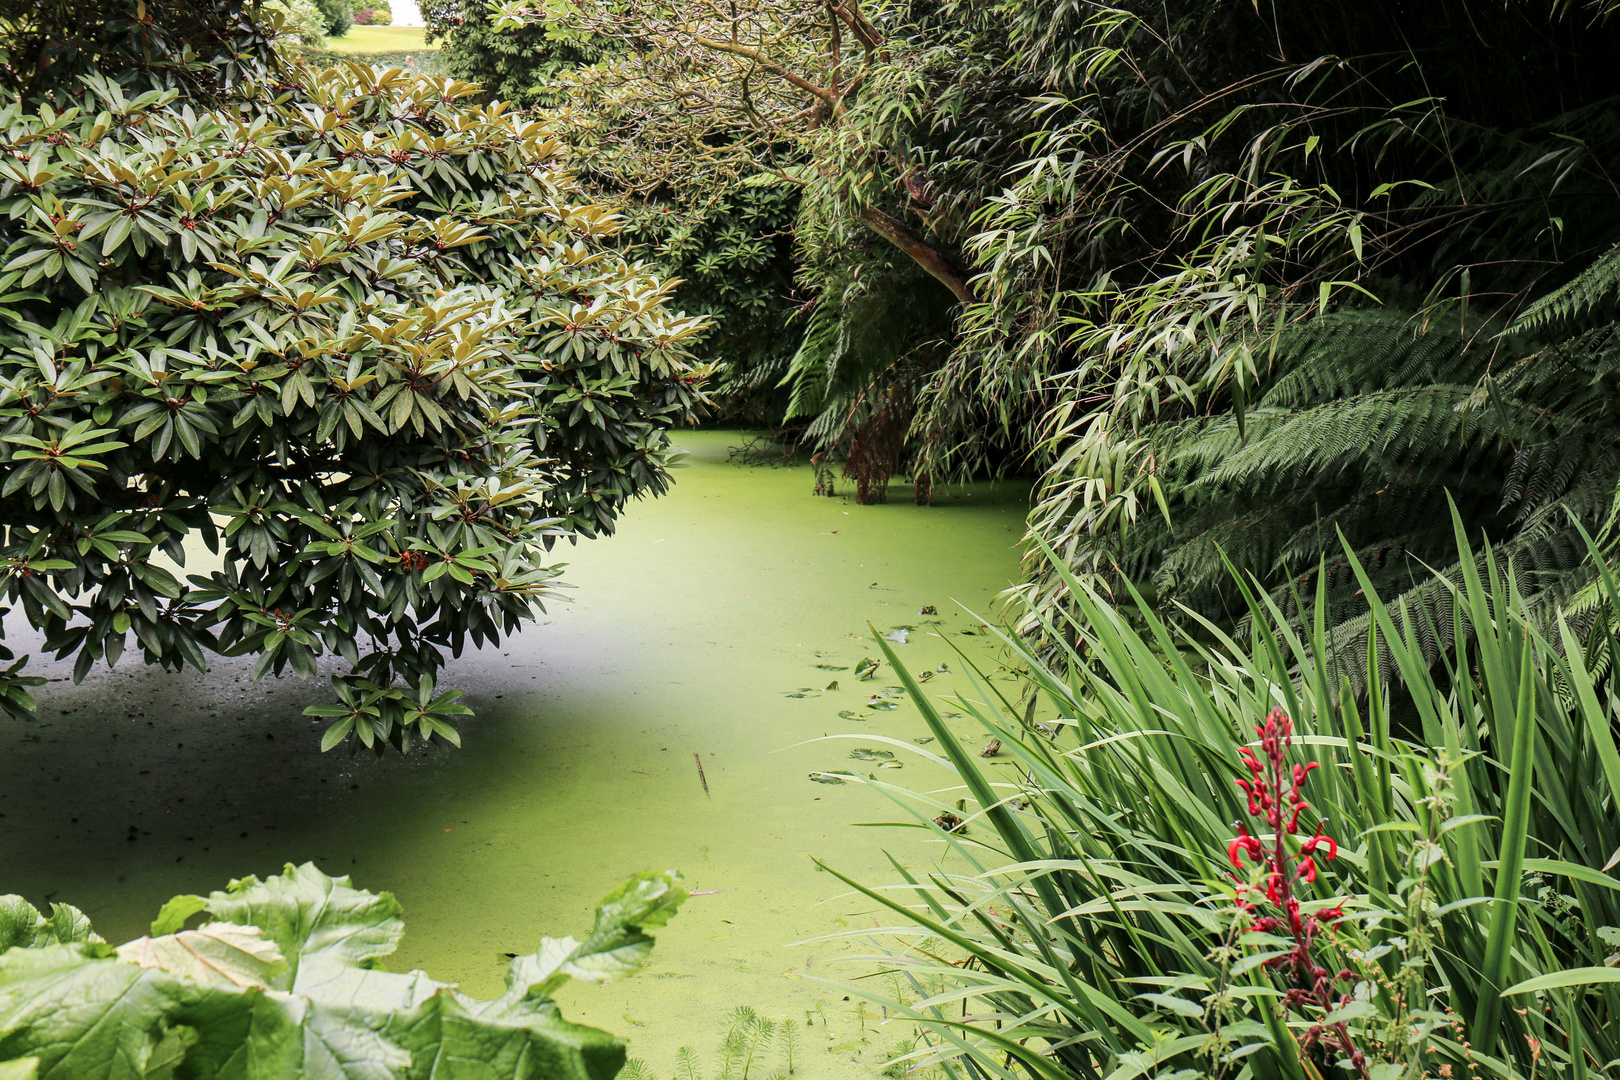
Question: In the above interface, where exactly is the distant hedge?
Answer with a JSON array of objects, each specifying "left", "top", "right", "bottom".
[{"left": 297, "top": 48, "right": 442, "bottom": 74}]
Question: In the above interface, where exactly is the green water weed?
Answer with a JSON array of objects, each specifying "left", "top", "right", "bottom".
[{"left": 625, "top": 1006, "right": 799, "bottom": 1080}]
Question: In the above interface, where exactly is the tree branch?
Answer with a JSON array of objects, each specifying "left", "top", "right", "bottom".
[
  {"left": 691, "top": 33, "right": 840, "bottom": 107},
  {"left": 856, "top": 207, "right": 978, "bottom": 305},
  {"left": 828, "top": 2, "right": 883, "bottom": 53}
]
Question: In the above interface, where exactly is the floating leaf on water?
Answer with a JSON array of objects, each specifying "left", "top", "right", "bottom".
[
  {"left": 934, "top": 811, "right": 967, "bottom": 834},
  {"left": 809, "top": 771, "right": 855, "bottom": 785},
  {"left": 849, "top": 747, "right": 894, "bottom": 761},
  {"left": 879, "top": 760, "right": 904, "bottom": 769},
  {"left": 882, "top": 628, "right": 910, "bottom": 644},
  {"left": 942, "top": 711, "right": 963, "bottom": 719},
  {"left": 936, "top": 665, "right": 950, "bottom": 674},
  {"left": 854, "top": 658, "right": 880, "bottom": 680},
  {"left": 825, "top": 680, "right": 839, "bottom": 691},
  {"left": 780, "top": 688, "right": 820, "bottom": 698},
  {"left": 918, "top": 605, "right": 937, "bottom": 616},
  {"left": 878, "top": 686, "right": 906, "bottom": 698},
  {"left": 837, "top": 710, "right": 866, "bottom": 721},
  {"left": 913, "top": 736, "right": 935, "bottom": 745},
  {"left": 815, "top": 664, "right": 849, "bottom": 671},
  {"left": 866, "top": 699, "right": 899, "bottom": 711}
]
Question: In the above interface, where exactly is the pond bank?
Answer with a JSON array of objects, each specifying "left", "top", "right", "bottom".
[{"left": 0, "top": 430, "right": 1031, "bottom": 1078}]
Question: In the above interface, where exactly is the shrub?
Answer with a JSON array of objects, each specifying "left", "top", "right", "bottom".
[
  {"left": 264, "top": 0, "right": 327, "bottom": 47},
  {"left": 827, "top": 525, "right": 1620, "bottom": 1080},
  {"left": 355, "top": 3, "right": 393, "bottom": 26},
  {"left": 0, "top": 864, "right": 686, "bottom": 1077},
  {"left": 301, "top": 47, "right": 442, "bottom": 75},
  {"left": 316, "top": 0, "right": 352, "bottom": 37},
  {"left": 0, "top": 6, "right": 710, "bottom": 747}
]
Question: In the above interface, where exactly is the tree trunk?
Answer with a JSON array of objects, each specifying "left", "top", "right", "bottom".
[{"left": 856, "top": 207, "right": 978, "bottom": 305}]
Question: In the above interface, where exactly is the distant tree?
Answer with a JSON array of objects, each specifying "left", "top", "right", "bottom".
[
  {"left": 423, "top": 0, "right": 605, "bottom": 108},
  {"left": 0, "top": 0, "right": 709, "bottom": 748},
  {"left": 315, "top": 0, "right": 353, "bottom": 38},
  {"left": 424, "top": 2, "right": 804, "bottom": 430},
  {"left": 485, "top": 0, "right": 979, "bottom": 500}
]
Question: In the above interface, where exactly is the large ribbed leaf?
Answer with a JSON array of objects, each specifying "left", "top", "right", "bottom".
[{"left": 0, "top": 864, "right": 685, "bottom": 1080}]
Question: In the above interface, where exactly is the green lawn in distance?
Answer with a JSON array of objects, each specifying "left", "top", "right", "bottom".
[{"left": 325, "top": 26, "right": 434, "bottom": 53}]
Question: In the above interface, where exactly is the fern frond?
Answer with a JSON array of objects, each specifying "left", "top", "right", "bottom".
[
  {"left": 1514, "top": 240, "right": 1620, "bottom": 330},
  {"left": 1259, "top": 311, "right": 1481, "bottom": 407},
  {"left": 1200, "top": 388, "right": 1488, "bottom": 491}
]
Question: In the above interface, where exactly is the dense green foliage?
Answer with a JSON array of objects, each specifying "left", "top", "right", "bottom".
[
  {"left": 423, "top": 0, "right": 604, "bottom": 110},
  {"left": 315, "top": 0, "right": 353, "bottom": 39},
  {"left": 613, "top": 183, "right": 800, "bottom": 428},
  {"left": 967, "top": 1, "right": 1620, "bottom": 644},
  {"left": 831, "top": 532, "right": 1620, "bottom": 1080},
  {"left": 486, "top": 0, "right": 983, "bottom": 496},
  {"left": 485, "top": 0, "right": 1620, "bottom": 644},
  {"left": 0, "top": 1, "right": 708, "bottom": 746},
  {"left": 0, "top": 863, "right": 686, "bottom": 1078},
  {"left": 425, "top": 4, "right": 802, "bottom": 424}
]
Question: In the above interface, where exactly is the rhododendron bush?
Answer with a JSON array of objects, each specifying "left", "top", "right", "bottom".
[{"left": 0, "top": 2, "right": 708, "bottom": 748}]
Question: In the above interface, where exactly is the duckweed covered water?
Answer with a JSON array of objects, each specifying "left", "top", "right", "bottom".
[{"left": 0, "top": 431, "right": 1031, "bottom": 1078}]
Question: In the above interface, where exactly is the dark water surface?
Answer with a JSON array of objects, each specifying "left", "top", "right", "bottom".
[{"left": 0, "top": 431, "right": 1031, "bottom": 1077}]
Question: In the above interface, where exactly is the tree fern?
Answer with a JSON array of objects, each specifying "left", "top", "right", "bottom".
[
  {"left": 1022, "top": 279, "right": 1620, "bottom": 669},
  {"left": 1515, "top": 241, "right": 1620, "bottom": 330}
]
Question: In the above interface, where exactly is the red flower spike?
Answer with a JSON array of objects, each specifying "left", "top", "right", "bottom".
[
  {"left": 1223, "top": 709, "right": 1363, "bottom": 1079},
  {"left": 1300, "top": 824, "right": 1338, "bottom": 860}
]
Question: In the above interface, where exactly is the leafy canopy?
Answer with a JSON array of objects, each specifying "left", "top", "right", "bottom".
[
  {"left": 0, "top": 863, "right": 687, "bottom": 1079},
  {"left": 0, "top": 3, "right": 709, "bottom": 748}
]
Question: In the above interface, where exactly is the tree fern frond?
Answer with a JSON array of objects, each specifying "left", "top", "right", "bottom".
[
  {"left": 1270, "top": 487, "right": 1459, "bottom": 580},
  {"left": 1259, "top": 310, "right": 1482, "bottom": 408},
  {"left": 1515, "top": 241, "right": 1620, "bottom": 330},
  {"left": 1200, "top": 388, "right": 1488, "bottom": 491},
  {"left": 1152, "top": 501, "right": 1303, "bottom": 616},
  {"left": 780, "top": 301, "right": 841, "bottom": 420}
]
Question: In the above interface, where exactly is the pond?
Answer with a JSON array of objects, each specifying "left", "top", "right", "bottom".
[{"left": 0, "top": 430, "right": 1030, "bottom": 1079}]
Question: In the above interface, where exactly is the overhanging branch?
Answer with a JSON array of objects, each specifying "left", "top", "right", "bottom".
[{"left": 856, "top": 207, "right": 978, "bottom": 305}]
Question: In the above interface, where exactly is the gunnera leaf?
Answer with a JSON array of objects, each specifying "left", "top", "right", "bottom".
[
  {"left": 0, "top": 896, "right": 103, "bottom": 951},
  {"left": 200, "top": 862, "right": 403, "bottom": 988},
  {"left": 114, "top": 924, "right": 286, "bottom": 989},
  {"left": 0, "top": 864, "right": 686, "bottom": 1080}
]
